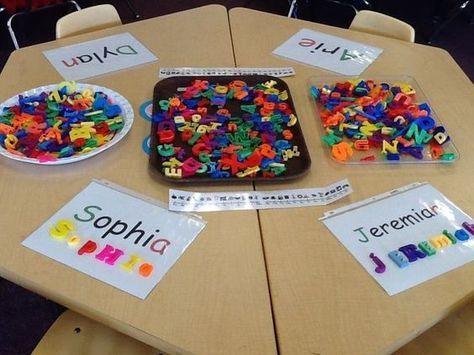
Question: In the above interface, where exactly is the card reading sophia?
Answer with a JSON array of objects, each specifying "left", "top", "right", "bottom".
[{"left": 22, "top": 180, "right": 206, "bottom": 299}]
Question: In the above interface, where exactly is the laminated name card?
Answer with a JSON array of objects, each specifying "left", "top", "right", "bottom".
[
  {"left": 22, "top": 180, "right": 206, "bottom": 299},
  {"left": 43, "top": 32, "right": 158, "bottom": 80},
  {"left": 273, "top": 28, "right": 383, "bottom": 75},
  {"left": 321, "top": 182, "right": 474, "bottom": 295}
]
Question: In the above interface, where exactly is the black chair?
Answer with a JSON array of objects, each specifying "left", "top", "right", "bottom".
[
  {"left": 288, "top": 0, "right": 364, "bottom": 28},
  {"left": 123, "top": 0, "right": 140, "bottom": 19},
  {"left": 372, "top": 0, "right": 473, "bottom": 43},
  {"left": 429, "top": 0, "right": 473, "bottom": 43},
  {"left": 5, "top": 0, "right": 80, "bottom": 49}
]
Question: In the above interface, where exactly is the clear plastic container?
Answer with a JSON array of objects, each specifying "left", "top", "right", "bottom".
[{"left": 309, "top": 75, "right": 459, "bottom": 164}]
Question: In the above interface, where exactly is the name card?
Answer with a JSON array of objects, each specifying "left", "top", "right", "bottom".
[
  {"left": 43, "top": 33, "right": 158, "bottom": 80},
  {"left": 22, "top": 180, "right": 206, "bottom": 299},
  {"left": 273, "top": 28, "right": 383, "bottom": 75},
  {"left": 321, "top": 183, "right": 474, "bottom": 295}
]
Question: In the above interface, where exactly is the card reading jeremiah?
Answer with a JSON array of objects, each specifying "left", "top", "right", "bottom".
[{"left": 321, "top": 183, "right": 474, "bottom": 295}]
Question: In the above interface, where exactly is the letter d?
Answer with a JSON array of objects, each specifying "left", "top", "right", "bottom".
[{"left": 116, "top": 45, "right": 138, "bottom": 55}]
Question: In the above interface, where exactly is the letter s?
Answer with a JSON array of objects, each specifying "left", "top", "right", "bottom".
[{"left": 74, "top": 205, "right": 102, "bottom": 222}]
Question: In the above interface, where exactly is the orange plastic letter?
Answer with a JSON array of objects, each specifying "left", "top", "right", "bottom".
[{"left": 138, "top": 263, "right": 154, "bottom": 277}]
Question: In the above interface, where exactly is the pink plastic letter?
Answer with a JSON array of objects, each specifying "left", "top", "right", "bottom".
[{"left": 95, "top": 244, "right": 124, "bottom": 265}]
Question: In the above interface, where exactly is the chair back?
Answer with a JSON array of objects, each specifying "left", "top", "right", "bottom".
[
  {"left": 349, "top": 10, "right": 415, "bottom": 42},
  {"left": 293, "top": 0, "right": 358, "bottom": 28},
  {"left": 56, "top": 4, "right": 122, "bottom": 39}
]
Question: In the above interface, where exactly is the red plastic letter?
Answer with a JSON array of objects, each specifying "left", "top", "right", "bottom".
[{"left": 78, "top": 240, "right": 97, "bottom": 255}]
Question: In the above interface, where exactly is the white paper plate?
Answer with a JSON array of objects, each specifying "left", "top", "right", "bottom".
[{"left": 0, "top": 83, "right": 134, "bottom": 165}]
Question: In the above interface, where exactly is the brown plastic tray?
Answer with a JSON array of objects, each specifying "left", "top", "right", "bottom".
[{"left": 149, "top": 75, "right": 311, "bottom": 182}]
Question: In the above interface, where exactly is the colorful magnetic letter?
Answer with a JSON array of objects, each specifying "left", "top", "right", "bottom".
[
  {"left": 78, "top": 240, "right": 98, "bottom": 255},
  {"left": 418, "top": 241, "right": 437, "bottom": 256},
  {"left": 430, "top": 234, "right": 452, "bottom": 249},
  {"left": 138, "top": 263, "right": 154, "bottom": 277},
  {"left": 121, "top": 255, "right": 142, "bottom": 272},
  {"left": 454, "top": 229, "right": 470, "bottom": 241},
  {"left": 462, "top": 222, "right": 474, "bottom": 235},
  {"left": 398, "top": 244, "right": 426, "bottom": 262},
  {"left": 388, "top": 250, "right": 409, "bottom": 268},
  {"left": 95, "top": 244, "right": 125, "bottom": 265},
  {"left": 49, "top": 219, "right": 75, "bottom": 240},
  {"left": 369, "top": 253, "right": 386, "bottom": 273}
]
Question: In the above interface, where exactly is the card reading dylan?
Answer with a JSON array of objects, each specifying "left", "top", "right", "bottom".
[
  {"left": 43, "top": 32, "right": 157, "bottom": 80},
  {"left": 22, "top": 180, "right": 206, "bottom": 299}
]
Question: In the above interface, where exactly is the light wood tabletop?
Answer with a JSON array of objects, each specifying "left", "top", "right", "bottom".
[
  {"left": 229, "top": 7, "right": 474, "bottom": 355},
  {"left": 0, "top": 5, "right": 276, "bottom": 355}
]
